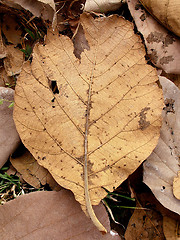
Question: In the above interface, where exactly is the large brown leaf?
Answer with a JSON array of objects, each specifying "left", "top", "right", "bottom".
[
  {"left": 143, "top": 76, "right": 180, "bottom": 215},
  {"left": 0, "top": 189, "right": 120, "bottom": 239},
  {"left": 14, "top": 13, "right": 163, "bottom": 231},
  {"left": 139, "top": 0, "right": 180, "bottom": 37}
]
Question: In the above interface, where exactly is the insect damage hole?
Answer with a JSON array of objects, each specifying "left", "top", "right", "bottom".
[{"left": 49, "top": 80, "right": 59, "bottom": 94}]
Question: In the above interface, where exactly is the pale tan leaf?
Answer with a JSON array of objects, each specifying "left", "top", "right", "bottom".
[
  {"left": 10, "top": 149, "right": 61, "bottom": 190},
  {"left": 143, "top": 76, "right": 180, "bottom": 215},
  {"left": 84, "top": 0, "right": 123, "bottom": 13},
  {"left": 4, "top": 45, "right": 24, "bottom": 76},
  {"left": 1, "top": 0, "right": 55, "bottom": 21},
  {"left": 127, "top": 0, "right": 180, "bottom": 74},
  {"left": 14, "top": 13, "right": 163, "bottom": 231},
  {"left": 125, "top": 203, "right": 165, "bottom": 240},
  {"left": 173, "top": 171, "right": 180, "bottom": 200},
  {"left": 2, "top": 15, "right": 22, "bottom": 45},
  {"left": 0, "top": 87, "right": 20, "bottom": 168},
  {"left": 0, "top": 189, "right": 120, "bottom": 239},
  {"left": 139, "top": 0, "right": 180, "bottom": 37},
  {"left": 163, "top": 216, "right": 180, "bottom": 240}
]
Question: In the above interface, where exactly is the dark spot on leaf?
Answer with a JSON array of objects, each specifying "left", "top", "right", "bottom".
[
  {"left": 159, "top": 56, "right": 174, "bottom": 65},
  {"left": 138, "top": 107, "right": 150, "bottom": 130}
]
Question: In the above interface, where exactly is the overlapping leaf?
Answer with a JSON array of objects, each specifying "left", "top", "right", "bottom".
[
  {"left": 139, "top": 0, "right": 180, "bottom": 37},
  {"left": 0, "top": 189, "right": 120, "bottom": 239},
  {"left": 14, "top": 13, "right": 163, "bottom": 215},
  {"left": 143, "top": 76, "right": 180, "bottom": 215}
]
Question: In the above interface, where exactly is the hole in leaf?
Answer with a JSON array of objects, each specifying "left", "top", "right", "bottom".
[{"left": 49, "top": 80, "right": 59, "bottom": 94}]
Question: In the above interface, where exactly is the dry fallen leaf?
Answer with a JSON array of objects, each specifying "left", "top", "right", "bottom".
[
  {"left": 0, "top": 189, "right": 120, "bottom": 239},
  {"left": 10, "top": 149, "right": 61, "bottom": 190},
  {"left": 173, "top": 171, "right": 180, "bottom": 200},
  {"left": 127, "top": 0, "right": 180, "bottom": 74},
  {"left": 4, "top": 45, "right": 24, "bottom": 76},
  {"left": 143, "top": 76, "right": 180, "bottom": 215},
  {"left": 163, "top": 216, "right": 180, "bottom": 240},
  {"left": 14, "top": 13, "right": 163, "bottom": 232},
  {"left": 139, "top": 0, "right": 180, "bottom": 37},
  {"left": 84, "top": 0, "right": 123, "bottom": 13},
  {"left": 1, "top": 0, "right": 56, "bottom": 21},
  {"left": 125, "top": 204, "right": 165, "bottom": 240},
  {"left": 0, "top": 87, "right": 20, "bottom": 168},
  {"left": 1, "top": 14, "right": 22, "bottom": 45}
]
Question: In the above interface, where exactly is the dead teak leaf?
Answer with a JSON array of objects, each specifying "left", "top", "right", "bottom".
[{"left": 14, "top": 13, "right": 163, "bottom": 232}]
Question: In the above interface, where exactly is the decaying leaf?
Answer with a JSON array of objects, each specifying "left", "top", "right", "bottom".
[
  {"left": 1, "top": 0, "right": 55, "bottom": 22},
  {"left": 0, "top": 87, "right": 20, "bottom": 168},
  {"left": 1, "top": 14, "right": 22, "bottom": 45},
  {"left": 4, "top": 45, "right": 24, "bottom": 76},
  {"left": 14, "top": 13, "right": 163, "bottom": 232},
  {"left": 124, "top": 204, "right": 165, "bottom": 240},
  {"left": 163, "top": 216, "right": 180, "bottom": 240},
  {"left": 84, "top": 0, "right": 123, "bottom": 13},
  {"left": 143, "top": 76, "right": 180, "bottom": 215},
  {"left": 127, "top": 0, "right": 180, "bottom": 74},
  {"left": 173, "top": 171, "right": 180, "bottom": 200},
  {"left": 0, "top": 189, "right": 120, "bottom": 239},
  {"left": 10, "top": 149, "right": 61, "bottom": 190},
  {"left": 139, "top": 0, "right": 180, "bottom": 37}
]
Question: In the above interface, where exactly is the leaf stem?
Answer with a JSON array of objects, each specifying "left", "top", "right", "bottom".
[{"left": 84, "top": 54, "right": 107, "bottom": 234}]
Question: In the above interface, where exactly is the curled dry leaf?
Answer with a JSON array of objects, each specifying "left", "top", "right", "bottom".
[
  {"left": 0, "top": 87, "right": 20, "bottom": 168},
  {"left": 139, "top": 0, "right": 180, "bottom": 37},
  {"left": 1, "top": 0, "right": 55, "bottom": 21},
  {"left": 4, "top": 45, "right": 24, "bottom": 76},
  {"left": 0, "top": 189, "right": 120, "bottom": 239},
  {"left": 84, "top": 0, "right": 123, "bottom": 13},
  {"left": 127, "top": 0, "right": 180, "bottom": 74},
  {"left": 173, "top": 171, "right": 180, "bottom": 200},
  {"left": 10, "top": 149, "right": 61, "bottom": 190},
  {"left": 143, "top": 76, "right": 180, "bottom": 215},
  {"left": 14, "top": 13, "right": 163, "bottom": 232},
  {"left": 163, "top": 216, "right": 180, "bottom": 240}
]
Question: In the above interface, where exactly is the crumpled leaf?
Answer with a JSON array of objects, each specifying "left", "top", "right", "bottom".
[
  {"left": 0, "top": 87, "right": 20, "bottom": 168},
  {"left": 125, "top": 203, "right": 165, "bottom": 239},
  {"left": 0, "top": 189, "right": 120, "bottom": 239},
  {"left": 14, "top": 12, "right": 163, "bottom": 223},
  {"left": 127, "top": 0, "right": 180, "bottom": 74},
  {"left": 84, "top": 0, "right": 123, "bottom": 13},
  {"left": 139, "top": 0, "right": 180, "bottom": 37},
  {"left": 163, "top": 216, "right": 180, "bottom": 240},
  {"left": 173, "top": 171, "right": 180, "bottom": 200},
  {"left": 4, "top": 45, "right": 24, "bottom": 76},
  {"left": 10, "top": 149, "right": 61, "bottom": 190},
  {"left": 1, "top": 0, "right": 56, "bottom": 21},
  {"left": 143, "top": 76, "right": 180, "bottom": 215}
]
